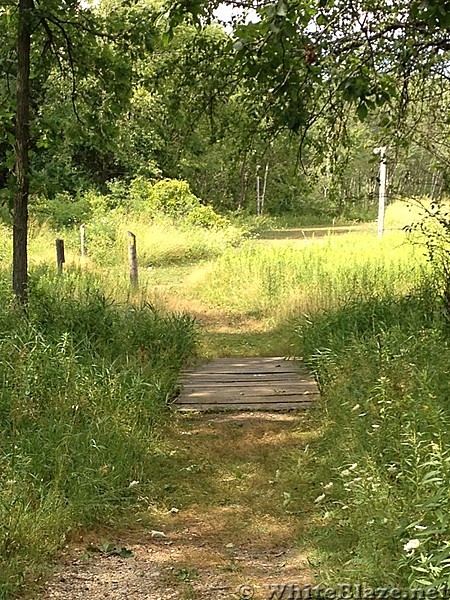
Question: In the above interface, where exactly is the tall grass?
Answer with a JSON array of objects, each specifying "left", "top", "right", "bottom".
[
  {"left": 295, "top": 284, "right": 450, "bottom": 588},
  {"left": 191, "top": 232, "right": 425, "bottom": 318},
  {"left": 1, "top": 198, "right": 445, "bottom": 594},
  {"left": 172, "top": 207, "right": 450, "bottom": 589},
  {"left": 76, "top": 214, "right": 242, "bottom": 268},
  {"left": 0, "top": 267, "right": 196, "bottom": 598},
  {"left": 286, "top": 201, "right": 450, "bottom": 590},
  {"left": 23, "top": 215, "right": 245, "bottom": 268}
]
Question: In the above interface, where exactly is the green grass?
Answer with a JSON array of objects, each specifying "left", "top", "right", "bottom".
[
  {"left": 0, "top": 207, "right": 248, "bottom": 597},
  {"left": 275, "top": 200, "right": 450, "bottom": 590},
  {"left": 0, "top": 267, "right": 196, "bottom": 598},
  {"left": 292, "top": 290, "right": 450, "bottom": 589},
  {"left": 135, "top": 206, "right": 450, "bottom": 590},
  {"left": 24, "top": 214, "right": 246, "bottom": 269},
  {"left": 189, "top": 231, "right": 425, "bottom": 319}
]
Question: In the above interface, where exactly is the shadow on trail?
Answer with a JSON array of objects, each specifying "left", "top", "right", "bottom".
[
  {"left": 149, "top": 410, "right": 319, "bottom": 552},
  {"left": 43, "top": 409, "right": 318, "bottom": 599}
]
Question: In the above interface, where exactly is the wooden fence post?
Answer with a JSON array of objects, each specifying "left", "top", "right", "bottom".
[
  {"left": 127, "top": 231, "right": 138, "bottom": 288},
  {"left": 80, "top": 223, "right": 86, "bottom": 257},
  {"left": 56, "top": 238, "right": 65, "bottom": 274}
]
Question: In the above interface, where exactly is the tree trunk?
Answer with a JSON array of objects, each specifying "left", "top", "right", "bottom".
[
  {"left": 238, "top": 152, "right": 247, "bottom": 210},
  {"left": 260, "top": 162, "right": 269, "bottom": 215},
  {"left": 256, "top": 165, "right": 260, "bottom": 215},
  {"left": 13, "top": 0, "right": 33, "bottom": 303}
]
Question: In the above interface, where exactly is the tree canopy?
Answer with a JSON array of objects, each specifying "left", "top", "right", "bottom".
[{"left": 2, "top": 0, "right": 450, "bottom": 299}]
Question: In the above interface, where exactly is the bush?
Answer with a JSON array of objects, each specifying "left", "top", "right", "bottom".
[
  {"left": 184, "top": 204, "right": 229, "bottom": 229},
  {"left": 83, "top": 215, "right": 120, "bottom": 266},
  {"left": 81, "top": 177, "right": 229, "bottom": 230},
  {"left": 146, "top": 178, "right": 200, "bottom": 219},
  {"left": 30, "top": 192, "right": 92, "bottom": 227}
]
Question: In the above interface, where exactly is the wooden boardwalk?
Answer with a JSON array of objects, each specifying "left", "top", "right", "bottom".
[{"left": 175, "top": 357, "right": 319, "bottom": 411}]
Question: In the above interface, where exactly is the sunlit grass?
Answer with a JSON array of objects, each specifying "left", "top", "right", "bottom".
[
  {"left": 384, "top": 196, "right": 450, "bottom": 230},
  {"left": 0, "top": 251, "right": 197, "bottom": 598},
  {"left": 188, "top": 231, "right": 426, "bottom": 320}
]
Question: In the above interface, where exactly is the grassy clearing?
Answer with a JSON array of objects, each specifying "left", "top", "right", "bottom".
[{"left": 188, "top": 231, "right": 424, "bottom": 320}]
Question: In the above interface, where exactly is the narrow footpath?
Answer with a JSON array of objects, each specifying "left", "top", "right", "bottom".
[
  {"left": 41, "top": 228, "right": 327, "bottom": 600},
  {"left": 43, "top": 412, "right": 316, "bottom": 600}
]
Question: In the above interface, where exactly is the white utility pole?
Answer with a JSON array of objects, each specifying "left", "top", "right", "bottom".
[{"left": 374, "top": 146, "right": 387, "bottom": 237}]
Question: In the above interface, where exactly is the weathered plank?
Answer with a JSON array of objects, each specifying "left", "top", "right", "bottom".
[
  {"left": 181, "top": 380, "right": 317, "bottom": 389},
  {"left": 191, "top": 356, "right": 295, "bottom": 363},
  {"left": 177, "top": 396, "right": 318, "bottom": 406},
  {"left": 189, "top": 358, "right": 300, "bottom": 375},
  {"left": 179, "top": 386, "right": 316, "bottom": 399},
  {"left": 179, "top": 372, "right": 312, "bottom": 383},
  {"left": 175, "top": 356, "right": 319, "bottom": 412},
  {"left": 177, "top": 394, "right": 317, "bottom": 408},
  {"left": 176, "top": 401, "right": 315, "bottom": 412}
]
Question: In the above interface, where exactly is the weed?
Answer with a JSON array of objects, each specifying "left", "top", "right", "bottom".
[
  {"left": 190, "top": 231, "right": 425, "bottom": 319},
  {"left": 176, "top": 567, "right": 199, "bottom": 582}
]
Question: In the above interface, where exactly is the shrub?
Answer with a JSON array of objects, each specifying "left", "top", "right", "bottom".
[
  {"left": 30, "top": 192, "right": 92, "bottom": 227},
  {"left": 406, "top": 198, "right": 450, "bottom": 316},
  {"left": 147, "top": 178, "right": 202, "bottom": 220},
  {"left": 184, "top": 204, "right": 229, "bottom": 229},
  {"left": 83, "top": 177, "right": 229, "bottom": 229}
]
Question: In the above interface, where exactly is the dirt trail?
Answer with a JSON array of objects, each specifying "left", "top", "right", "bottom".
[
  {"left": 42, "top": 413, "right": 316, "bottom": 600},
  {"left": 41, "top": 230, "right": 326, "bottom": 600}
]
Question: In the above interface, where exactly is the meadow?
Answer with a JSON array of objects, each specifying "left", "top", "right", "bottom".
[{"left": 0, "top": 195, "right": 449, "bottom": 595}]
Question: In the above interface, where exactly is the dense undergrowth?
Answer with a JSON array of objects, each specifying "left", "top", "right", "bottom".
[
  {"left": 297, "top": 283, "right": 450, "bottom": 589},
  {"left": 25, "top": 179, "right": 248, "bottom": 270},
  {"left": 290, "top": 200, "right": 450, "bottom": 590},
  {"left": 0, "top": 269, "right": 196, "bottom": 599}
]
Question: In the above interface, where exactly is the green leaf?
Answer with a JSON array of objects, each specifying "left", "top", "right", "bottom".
[
  {"left": 276, "top": 0, "right": 288, "bottom": 16},
  {"left": 87, "top": 543, "right": 133, "bottom": 557},
  {"left": 118, "top": 547, "right": 133, "bottom": 558},
  {"left": 269, "top": 21, "right": 281, "bottom": 33},
  {"left": 356, "top": 102, "right": 368, "bottom": 121},
  {"left": 5, "top": 150, "right": 15, "bottom": 170}
]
